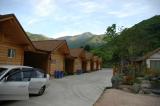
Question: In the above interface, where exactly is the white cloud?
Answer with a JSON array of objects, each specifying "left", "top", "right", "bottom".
[
  {"left": 34, "top": 0, "right": 56, "bottom": 17},
  {"left": 79, "top": 1, "right": 100, "bottom": 13},
  {"left": 27, "top": 0, "right": 56, "bottom": 26},
  {"left": 108, "top": 2, "right": 150, "bottom": 18},
  {"left": 28, "top": 19, "right": 38, "bottom": 26},
  {"left": 75, "top": 1, "right": 105, "bottom": 14}
]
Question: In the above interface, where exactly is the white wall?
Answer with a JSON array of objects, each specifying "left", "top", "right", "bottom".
[{"left": 146, "top": 50, "right": 160, "bottom": 68}]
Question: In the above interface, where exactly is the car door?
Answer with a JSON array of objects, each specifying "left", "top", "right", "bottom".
[
  {"left": 0, "top": 68, "right": 29, "bottom": 100},
  {"left": 22, "top": 68, "right": 46, "bottom": 94}
]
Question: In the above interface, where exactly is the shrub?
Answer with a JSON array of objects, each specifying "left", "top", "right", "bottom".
[
  {"left": 150, "top": 79, "right": 160, "bottom": 89},
  {"left": 132, "top": 83, "right": 141, "bottom": 93},
  {"left": 64, "top": 71, "right": 68, "bottom": 76},
  {"left": 124, "top": 75, "right": 134, "bottom": 85},
  {"left": 134, "top": 78, "right": 142, "bottom": 84},
  {"left": 111, "top": 74, "right": 123, "bottom": 88}
]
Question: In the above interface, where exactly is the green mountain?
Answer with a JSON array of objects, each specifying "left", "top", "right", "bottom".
[
  {"left": 93, "top": 15, "right": 160, "bottom": 67},
  {"left": 26, "top": 31, "right": 104, "bottom": 48},
  {"left": 27, "top": 32, "right": 51, "bottom": 41},
  {"left": 57, "top": 32, "right": 105, "bottom": 48}
]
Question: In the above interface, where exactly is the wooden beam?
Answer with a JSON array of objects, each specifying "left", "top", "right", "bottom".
[{"left": 0, "top": 17, "right": 13, "bottom": 22}]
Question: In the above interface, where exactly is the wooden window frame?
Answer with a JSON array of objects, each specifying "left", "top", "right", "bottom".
[{"left": 8, "top": 49, "right": 16, "bottom": 58}]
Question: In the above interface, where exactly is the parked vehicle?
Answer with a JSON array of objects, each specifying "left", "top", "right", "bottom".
[{"left": 0, "top": 65, "right": 49, "bottom": 100}]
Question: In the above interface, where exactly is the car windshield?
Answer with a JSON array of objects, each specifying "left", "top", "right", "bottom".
[{"left": 0, "top": 68, "right": 7, "bottom": 76}]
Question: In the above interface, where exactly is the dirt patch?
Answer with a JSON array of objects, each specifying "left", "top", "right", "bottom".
[{"left": 94, "top": 89, "right": 160, "bottom": 106}]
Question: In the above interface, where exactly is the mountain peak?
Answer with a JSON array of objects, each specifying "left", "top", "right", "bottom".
[{"left": 81, "top": 32, "right": 93, "bottom": 36}]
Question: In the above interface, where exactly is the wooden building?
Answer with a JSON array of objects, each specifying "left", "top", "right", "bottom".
[
  {"left": 0, "top": 14, "right": 35, "bottom": 65},
  {"left": 69, "top": 48, "right": 85, "bottom": 74},
  {"left": 24, "top": 51, "right": 49, "bottom": 73},
  {"left": 92, "top": 56, "right": 98, "bottom": 71},
  {"left": 85, "top": 52, "right": 93, "bottom": 72},
  {"left": 32, "top": 40, "right": 70, "bottom": 75},
  {"left": 133, "top": 48, "right": 160, "bottom": 72},
  {"left": 97, "top": 57, "right": 102, "bottom": 70}
]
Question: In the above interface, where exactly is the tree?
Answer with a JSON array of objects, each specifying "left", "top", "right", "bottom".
[
  {"left": 104, "top": 24, "right": 118, "bottom": 42},
  {"left": 80, "top": 46, "right": 84, "bottom": 48},
  {"left": 84, "top": 45, "right": 91, "bottom": 51},
  {"left": 91, "top": 15, "right": 160, "bottom": 67}
]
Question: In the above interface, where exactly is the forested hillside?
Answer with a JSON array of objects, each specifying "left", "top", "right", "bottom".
[
  {"left": 27, "top": 32, "right": 51, "bottom": 41},
  {"left": 92, "top": 15, "right": 160, "bottom": 67},
  {"left": 58, "top": 32, "right": 105, "bottom": 48},
  {"left": 27, "top": 32, "right": 104, "bottom": 48}
]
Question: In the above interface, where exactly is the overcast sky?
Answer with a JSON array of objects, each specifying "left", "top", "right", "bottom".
[{"left": 0, "top": 0, "right": 160, "bottom": 38}]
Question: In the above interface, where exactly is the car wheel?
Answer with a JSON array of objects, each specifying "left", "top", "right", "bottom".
[{"left": 38, "top": 86, "right": 45, "bottom": 96}]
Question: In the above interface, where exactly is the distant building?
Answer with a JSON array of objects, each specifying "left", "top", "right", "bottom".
[
  {"left": 85, "top": 52, "right": 93, "bottom": 72},
  {"left": 69, "top": 48, "right": 85, "bottom": 74},
  {"left": 133, "top": 48, "right": 160, "bottom": 72},
  {"left": 32, "top": 40, "right": 70, "bottom": 75}
]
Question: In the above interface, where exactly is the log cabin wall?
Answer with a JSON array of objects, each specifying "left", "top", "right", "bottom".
[
  {"left": 65, "top": 58, "right": 74, "bottom": 74},
  {"left": 98, "top": 62, "right": 101, "bottom": 70},
  {"left": 90, "top": 60, "right": 94, "bottom": 71},
  {"left": 0, "top": 33, "right": 24, "bottom": 65},
  {"left": 86, "top": 60, "right": 91, "bottom": 72},
  {"left": 50, "top": 51, "right": 65, "bottom": 75},
  {"left": 96, "top": 61, "right": 99, "bottom": 70},
  {"left": 74, "top": 58, "right": 82, "bottom": 73},
  {"left": 82, "top": 60, "right": 87, "bottom": 72},
  {"left": 93, "top": 61, "right": 97, "bottom": 70},
  {"left": 97, "top": 59, "right": 102, "bottom": 70}
]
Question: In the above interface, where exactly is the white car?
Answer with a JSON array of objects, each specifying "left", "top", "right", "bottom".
[{"left": 0, "top": 65, "right": 50, "bottom": 100}]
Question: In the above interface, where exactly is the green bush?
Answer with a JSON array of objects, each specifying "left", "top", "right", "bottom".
[
  {"left": 134, "top": 78, "right": 142, "bottom": 84},
  {"left": 111, "top": 74, "right": 123, "bottom": 88},
  {"left": 132, "top": 83, "right": 141, "bottom": 93},
  {"left": 151, "top": 80, "right": 160, "bottom": 89},
  {"left": 64, "top": 71, "right": 68, "bottom": 76}
]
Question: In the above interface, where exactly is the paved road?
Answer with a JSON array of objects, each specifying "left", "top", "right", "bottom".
[{"left": 1, "top": 68, "right": 112, "bottom": 106}]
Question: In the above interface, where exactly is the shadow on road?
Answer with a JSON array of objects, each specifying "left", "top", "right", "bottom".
[{"left": 0, "top": 100, "right": 19, "bottom": 105}]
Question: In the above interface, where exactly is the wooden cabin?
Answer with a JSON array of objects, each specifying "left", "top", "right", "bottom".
[
  {"left": 144, "top": 48, "right": 160, "bottom": 71},
  {"left": 85, "top": 52, "right": 93, "bottom": 72},
  {"left": 97, "top": 57, "right": 102, "bottom": 70},
  {"left": 93, "top": 56, "right": 98, "bottom": 71},
  {"left": 69, "top": 48, "right": 85, "bottom": 74},
  {"left": 0, "top": 14, "right": 35, "bottom": 65},
  {"left": 33, "top": 40, "right": 70, "bottom": 75},
  {"left": 24, "top": 50, "right": 49, "bottom": 73},
  {"left": 133, "top": 48, "right": 160, "bottom": 72},
  {"left": 0, "top": 14, "right": 50, "bottom": 73}
]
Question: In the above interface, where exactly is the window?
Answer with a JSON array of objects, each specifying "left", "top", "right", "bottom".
[
  {"left": 36, "top": 70, "right": 44, "bottom": 78},
  {"left": 0, "top": 68, "right": 7, "bottom": 76},
  {"left": 22, "top": 68, "right": 37, "bottom": 80},
  {"left": 8, "top": 49, "right": 16, "bottom": 58},
  {"left": 34, "top": 68, "right": 45, "bottom": 78},
  {"left": 7, "top": 69, "right": 22, "bottom": 81},
  {"left": 150, "top": 60, "right": 160, "bottom": 71}
]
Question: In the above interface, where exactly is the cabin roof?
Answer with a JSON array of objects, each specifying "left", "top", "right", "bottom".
[
  {"left": 33, "top": 40, "right": 69, "bottom": 52},
  {"left": 85, "top": 52, "right": 93, "bottom": 60},
  {"left": 70, "top": 48, "right": 85, "bottom": 58},
  {"left": 133, "top": 48, "right": 160, "bottom": 62},
  {"left": 97, "top": 57, "right": 102, "bottom": 61},
  {"left": 0, "top": 14, "right": 35, "bottom": 51},
  {"left": 93, "top": 55, "right": 99, "bottom": 61}
]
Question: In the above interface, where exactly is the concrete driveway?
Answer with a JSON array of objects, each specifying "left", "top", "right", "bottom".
[{"left": 0, "top": 68, "right": 112, "bottom": 106}]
